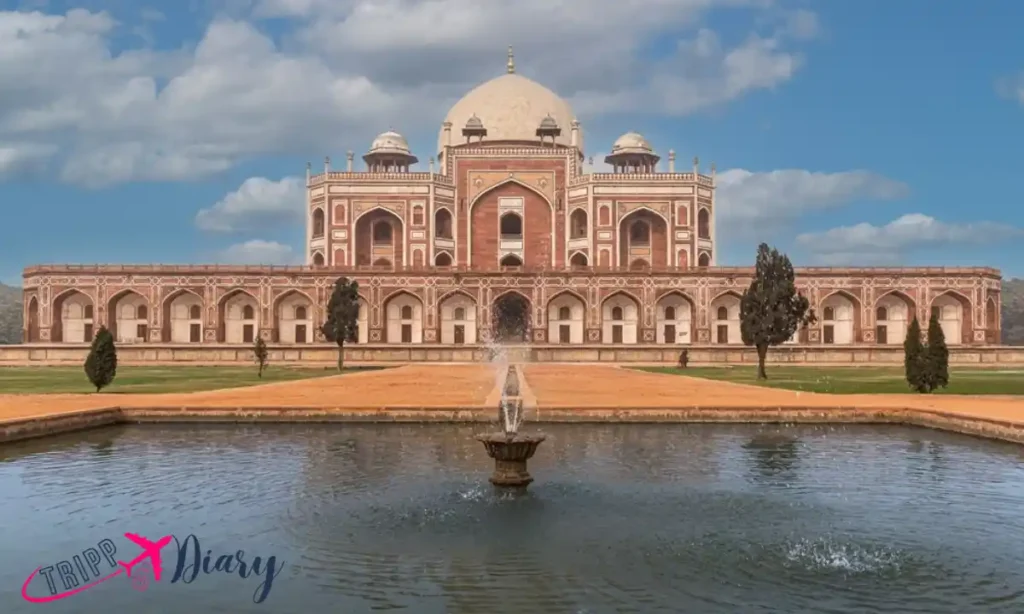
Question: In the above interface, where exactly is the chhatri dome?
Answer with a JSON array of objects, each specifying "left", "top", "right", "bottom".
[{"left": 438, "top": 47, "right": 581, "bottom": 155}]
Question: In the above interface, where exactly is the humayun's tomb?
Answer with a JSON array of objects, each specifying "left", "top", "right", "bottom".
[{"left": 11, "top": 49, "right": 1011, "bottom": 365}]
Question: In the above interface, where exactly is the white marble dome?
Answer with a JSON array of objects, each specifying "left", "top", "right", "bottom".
[
  {"left": 368, "top": 130, "right": 412, "bottom": 155},
  {"left": 610, "top": 131, "right": 654, "bottom": 155},
  {"left": 439, "top": 73, "right": 581, "bottom": 154}
]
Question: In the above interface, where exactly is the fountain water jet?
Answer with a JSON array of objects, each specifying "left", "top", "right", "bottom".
[{"left": 476, "top": 364, "right": 546, "bottom": 488}]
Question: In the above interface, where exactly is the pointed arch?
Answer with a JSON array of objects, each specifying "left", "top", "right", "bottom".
[
  {"left": 383, "top": 289, "right": 423, "bottom": 343},
  {"left": 500, "top": 254, "right": 523, "bottom": 267},
  {"left": 354, "top": 206, "right": 405, "bottom": 266},
  {"left": 468, "top": 178, "right": 554, "bottom": 212},
  {"left": 655, "top": 290, "right": 695, "bottom": 345},
  {"left": 709, "top": 290, "right": 742, "bottom": 345},
  {"left": 312, "top": 207, "right": 325, "bottom": 238},
  {"left": 434, "top": 206, "right": 454, "bottom": 239},
  {"left": 873, "top": 290, "right": 915, "bottom": 346},
  {"left": 218, "top": 288, "right": 259, "bottom": 343},
  {"left": 434, "top": 250, "right": 453, "bottom": 266},
  {"left": 818, "top": 289, "right": 861, "bottom": 345},
  {"left": 601, "top": 291, "right": 640, "bottom": 344},
  {"left": 547, "top": 290, "right": 587, "bottom": 344},
  {"left": 568, "top": 251, "right": 588, "bottom": 267},
  {"left": 438, "top": 290, "right": 477, "bottom": 344},
  {"left": 499, "top": 211, "right": 523, "bottom": 237},
  {"left": 569, "top": 207, "right": 588, "bottom": 239},
  {"left": 163, "top": 288, "right": 205, "bottom": 343},
  {"left": 312, "top": 251, "right": 325, "bottom": 267},
  {"left": 274, "top": 289, "right": 315, "bottom": 344},
  {"left": 697, "top": 207, "right": 711, "bottom": 239},
  {"left": 986, "top": 295, "right": 999, "bottom": 342},
  {"left": 52, "top": 289, "right": 95, "bottom": 343},
  {"left": 492, "top": 290, "right": 532, "bottom": 343},
  {"left": 26, "top": 295, "right": 39, "bottom": 342},
  {"left": 107, "top": 289, "right": 151, "bottom": 343},
  {"left": 930, "top": 289, "right": 973, "bottom": 345}
]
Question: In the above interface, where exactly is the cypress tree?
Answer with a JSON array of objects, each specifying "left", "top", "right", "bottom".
[
  {"left": 739, "top": 243, "right": 816, "bottom": 380},
  {"left": 903, "top": 316, "right": 926, "bottom": 392},
  {"left": 84, "top": 326, "right": 117, "bottom": 392},
  {"left": 321, "top": 277, "right": 361, "bottom": 371},
  {"left": 926, "top": 309, "right": 950, "bottom": 391}
]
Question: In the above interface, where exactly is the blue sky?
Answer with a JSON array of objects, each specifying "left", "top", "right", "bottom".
[{"left": 2, "top": 0, "right": 1024, "bottom": 285}]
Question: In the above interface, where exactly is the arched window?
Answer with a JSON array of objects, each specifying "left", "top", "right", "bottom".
[
  {"left": 312, "top": 252, "right": 325, "bottom": 266},
  {"left": 137, "top": 305, "right": 148, "bottom": 319},
  {"left": 665, "top": 306, "right": 676, "bottom": 320},
  {"left": 570, "top": 252, "right": 588, "bottom": 268},
  {"left": 823, "top": 306, "right": 834, "bottom": 321},
  {"left": 570, "top": 209, "right": 588, "bottom": 239},
  {"left": 698, "top": 208, "right": 710, "bottom": 239},
  {"left": 558, "top": 306, "right": 571, "bottom": 320},
  {"left": 629, "top": 220, "right": 650, "bottom": 245},
  {"left": 500, "top": 254, "right": 523, "bottom": 267},
  {"left": 372, "top": 258, "right": 391, "bottom": 266},
  {"left": 189, "top": 305, "right": 201, "bottom": 319},
  {"left": 295, "top": 306, "right": 307, "bottom": 320},
  {"left": 412, "top": 205, "right": 424, "bottom": 226},
  {"left": 435, "top": 252, "right": 452, "bottom": 266},
  {"left": 434, "top": 208, "right": 453, "bottom": 239},
  {"left": 716, "top": 306, "right": 728, "bottom": 320},
  {"left": 453, "top": 307, "right": 466, "bottom": 320},
  {"left": 373, "top": 221, "right": 393, "bottom": 243},
  {"left": 312, "top": 208, "right": 325, "bottom": 237},
  {"left": 500, "top": 213, "right": 522, "bottom": 238},
  {"left": 698, "top": 253, "right": 710, "bottom": 267},
  {"left": 629, "top": 259, "right": 648, "bottom": 271},
  {"left": 243, "top": 305, "right": 255, "bottom": 319},
  {"left": 612, "top": 306, "right": 623, "bottom": 321},
  {"left": 401, "top": 305, "right": 413, "bottom": 319},
  {"left": 876, "top": 306, "right": 888, "bottom": 321}
]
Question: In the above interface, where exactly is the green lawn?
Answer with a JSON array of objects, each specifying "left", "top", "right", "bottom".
[
  {"left": 0, "top": 365, "right": 379, "bottom": 394},
  {"left": 635, "top": 366, "right": 1024, "bottom": 395}
]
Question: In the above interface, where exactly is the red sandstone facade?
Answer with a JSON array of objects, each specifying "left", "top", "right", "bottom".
[{"left": 19, "top": 54, "right": 1002, "bottom": 351}]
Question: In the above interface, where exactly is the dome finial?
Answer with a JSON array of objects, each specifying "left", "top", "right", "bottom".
[{"left": 507, "top": 45, "right": 515, "bottom": 74}]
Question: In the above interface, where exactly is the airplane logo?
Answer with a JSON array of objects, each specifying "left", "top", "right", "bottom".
[{"left": 117, "top": 533, "right": 173, "bottom": 583}]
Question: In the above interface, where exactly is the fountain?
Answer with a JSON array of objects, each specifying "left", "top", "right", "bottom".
[{"left": 476, "top": 364, "right": 546, "bottom": 488}]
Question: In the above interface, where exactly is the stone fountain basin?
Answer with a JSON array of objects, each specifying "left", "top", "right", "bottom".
[{"left": 476, "top": 433, "right": 546, "bottom": 459}]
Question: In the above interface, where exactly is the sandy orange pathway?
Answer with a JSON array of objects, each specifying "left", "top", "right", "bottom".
[
  {"left": 521, "top": 364, "right": 1024, "bottom": 424},
  {"left": 0, "top": 365, "right": 497, "bottom": 422}
]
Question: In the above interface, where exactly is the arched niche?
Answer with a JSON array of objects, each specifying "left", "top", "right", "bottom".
[
  {"left": 163, "top": 289, "right": 204, "bottom": 343},
  {"left": 601, "top": 292, "right": 639, "bottom": 344},
  {"left": 354, "top": 208, "right": 404, "bottom": 266},
  {"left": 492, "top": 291, "right": 531, "bottom": 343},
  {"left": 26, "top": 296, "right": 39, "bottom": 342},
  {"left": 569, "top": 252, "right": 588, "bottom": 268},
  {"left": 569, "top": 208, "right": 588, "bottom": 240},
  {"left": 547, "top": 291, "right": 585, "bottom": 344},
  {"left": 655, "top": 292, "right": 693, "bottom": 344},
  {"left": 312, "top": 208, "right": 325, "bottom": 238},
  {"left": 618, "top": 208, "right": 667, "bottom": 267},
  {"left": 500, "top": 211, "right": 523, "bottom": 238},
  {"left": 219, "top": 290, "right": 259, "bottom": 343},
  {"left": 108, "top": 290, "right": 150, "bottom": 343},
  {"left": 275, "top": 290, "right": 314, "bottom": 344},
  {"left": 874, "top": 291, "right": 915, "bottom": 346},
  {"left": 434, "top": 207, "right": 453, "bottom": 239},
  {"left": 709, "top": 292, "right": 741, "bottom": 344},
  {"left": 312, "top": 252, "right": 325, "bottom": 267},
  {"left": 356, "top": 296, "right": 369, "bottom": 344},
  {"left": 819, "top": 291, "right": 860, "bottom": 345},
  {"left": 384, "top": 291, "right": 422, "bottom": 343},
  {"left": 435, "top": 251, "right": 453, "bottom": 266},
  {"left": 500, "top": 254, "right": 523, "bottom": 267},
  {"left": 439, "top": 292, "right": 476, "bottom": 344},
  {"left": 930, "top": 291, "right": 971, "bottom": 345},
  {"left": 697, "top": 208, "right": 710, "bottom": 239},
  {"left": 54, "top": 290, "right": 94, "bottom": 343}
]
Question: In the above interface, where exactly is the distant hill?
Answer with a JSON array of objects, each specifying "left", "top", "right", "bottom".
[
  {"left": 0, "top": 280, "right": 1022, "bottom": 345},
  {"left": 0, "top": 283, "right": 21, "bottom": 344}
]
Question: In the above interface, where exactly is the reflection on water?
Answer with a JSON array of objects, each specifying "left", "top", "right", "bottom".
[{"left": 2, "top": 423, "right": 1024, "bottom": 613}]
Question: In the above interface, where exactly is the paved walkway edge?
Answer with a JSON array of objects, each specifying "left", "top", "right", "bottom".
[{"left": 3, "top": 405, "right": 1024, "bottom": 446}]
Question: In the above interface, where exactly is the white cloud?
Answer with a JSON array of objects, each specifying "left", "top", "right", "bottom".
[
  {"left": 0, "top": 3, "right": 819, "bottom": 185},
  {"left": 0, "top": 142, "right": 56, "bottom": 177},
  {"left": 796, "top": 213, "right": 1024, "bottom": 265},
  {"left": 715, "top": 168, "right": 910, "bottom": 229},
  {"left": 216, "top": 239, "right": 298, "bottom": 264},
  {"left": 996, "top": 72, "right": 1024, "bottom": 105},
  {"left": 196, "top": 176, "right": 305, "bottom": 232}
]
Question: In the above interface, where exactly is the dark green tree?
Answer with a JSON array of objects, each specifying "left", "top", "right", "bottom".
[
  {"left": 253, "top": 336, "right": 268, "bottom": 378},
  {"left": 903, "top": 316, "right": 927, "bottom": 392},
  {"left": 739, "top": 243, "right": 816, "bottom": 380},
  {"left": 321, "top": 277, "right": 360, "bottom": 371},
  {"left": 925, "top": 309, "right": 950, "bottom": 391},
  {"left": 84, "top": 326, "right": 117, "bottom": 392}
]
